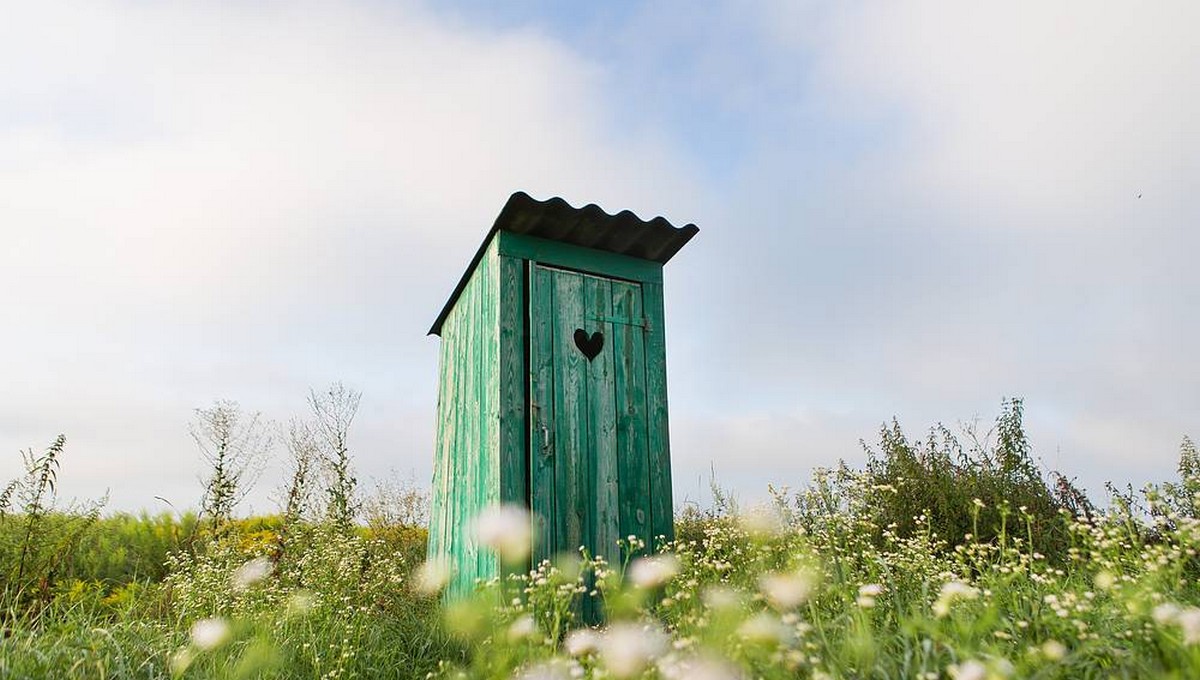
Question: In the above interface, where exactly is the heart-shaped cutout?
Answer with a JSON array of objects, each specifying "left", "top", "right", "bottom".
[{"left": 573, "top": 329, "right": 604, "bottom": 361}]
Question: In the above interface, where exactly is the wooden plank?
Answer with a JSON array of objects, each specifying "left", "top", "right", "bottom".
[
  {"left": 612, "top": 280, "right": 652, "bottom": 560},
  {"left": 551, "top": 269, "right": 587, "bottom": 561},
  {"left": 641, "top": 281, "right": 675, "bottom": 547},
  {"left": 529, "top": 265, "right": 557, "bottom": 561},
  {"left": 499, "top": 232, "right": 663, "bottom": 285},
  {"left": 497, "top": 255, "right": 527, "bottom": 510},
  {"left": 584, "top": 276, "right": 620, "bottom": 567}
]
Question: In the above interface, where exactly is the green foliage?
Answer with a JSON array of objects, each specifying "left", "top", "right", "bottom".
[{"left": 859, "top": 398, "right": 1089, "bottom": 561}]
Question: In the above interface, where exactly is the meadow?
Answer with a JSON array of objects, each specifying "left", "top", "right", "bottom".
[{"left": 3, "top": 398, "right": 1200, "bottom": 679}]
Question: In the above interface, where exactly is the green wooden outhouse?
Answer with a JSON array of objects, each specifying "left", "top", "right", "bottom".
[{"left": 427, "top": 191, "right": 697, "bottom": 597}]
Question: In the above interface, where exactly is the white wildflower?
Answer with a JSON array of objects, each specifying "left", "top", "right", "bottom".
[
  {"left": 933, "top": 580, "right": 979, "bottom": 618},
  {"left": 515, "top": 660, "right": 572, "bottom": 680},
  {"left": 737, "top": 612, "right": 789, "bottom": 644},
  {"left": 508, "top": 614, "right": 538, "bottom": 642},
  {"left": 628, "top": 554, "right": 682, "bottom": 589},
  {"left": 858, "top": 583, "right": 884, "bottom": 597},
  {"left": 739, "top": 505, "right": 784, "bottom": 538},
  {"left": 947, "top": 659, "right": 987, "bottom": 680},
  {"left": 190, "top": 617, "right": 231, "bottom": 651},
  {"left": 1041, "top": 640, "right": 1067, "bottom": 661},
  {"left": 1153, "top": 603, "right": 1181, "bottom": 625},
  {"left": 473, "top": 504, "right": 533, "bottom": 564},
  {"left": 600, "top": 622, "right": 669, "bottom": 678},
  {"left": 1177, "top": 607, "right": 1200, "bottom": 644},
  {"left": 759, "top": 570, "right": 815, "bottom": 610},
  {"left": 702, "top": 586, "right": 741, "bottom": 611},
  {"left": 414, "top": 558, "right": 453, "bottom": 594},
  {"left": 285, "top": 590, "right": 317, "bottom": 616},
  {"left": 564, "top": 628, "right": 601, "bottom": 657},
  {"left": 657, "top": 653, "right": 743, "bottom": 680},
  {"left": 230, "top": 556, "right": 273, "bottom": 591}
]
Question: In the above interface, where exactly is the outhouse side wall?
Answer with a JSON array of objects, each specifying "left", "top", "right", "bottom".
[{"left": 429, "top": 238, "right": 503, "bottom": 599}]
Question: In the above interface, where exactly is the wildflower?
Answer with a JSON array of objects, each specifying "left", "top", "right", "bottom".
[
  {"left": 737, "top": 612, "right": 789, "bottom": 645},
  {"left": 759, "top": 570, "right": 816, "bottom": 610},
  {"left": 1094, "top": 571, "right": 1116, "bottom": 591},
  {"left": 169, "top": 647, "right": 194, "bottom": 674},
  {"left": 933, "top": 581, "right": 979, "bottom": 618},
  {"left": 1041, "top": 640, "right": 1067, "bottom": 661},
  {"left": 1153, "top": 603, "right": 1181, "bottom": 625},
  {"left": 508, "top": 614, "right": 538, "bottom": 642},
  {"left": 190, "top": 617, "right": 231, "bottom": 651},
  {"left": 564, "top": 628, "right": 601, "bottom": 657},
  {"left": 1177, "top": 607, "right": 1200, "bottom": 644},
  {"left": 414, "top": 558, "right": 453, "bottom": 594},
  {"left": 515, "top": 660, "right": 573, "bottom": 680},
  {"left": 947, "top": 659, "right": 987, "bottom": 680},
  {"left": 657, "top": 653, "right": 743, "bottom": 680},
  {"left": 702, "top": 586, "right": 741, "bottom": 611},
  {"left": 600, "top": 622, "right": 668, "bottom": 678},
  {"left": 473, "top": 505, "right": 533, "bottom": 564},
  {"left": 230, "top": 556, "right": 273, "bottom": 591},
  {"left": 628, "top": 554, "right": 682, "bottom": 589}
]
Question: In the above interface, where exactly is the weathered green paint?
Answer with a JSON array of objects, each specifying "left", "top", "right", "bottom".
[
  {"left": 528, "top": 265, "right": 655, "bottom": 571},
  {"left": 499, "top": 232, "right": 663, "bottom": 285},
  {"left": 430, "top": 218, "right": 685, "bottom": 606},
  {"left": 428, "top": 239, "right": 501, "bottom": 599}
]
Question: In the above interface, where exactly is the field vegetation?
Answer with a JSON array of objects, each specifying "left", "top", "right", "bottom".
[{"left": 2, "top": 396, "right": 1199, "bottom": 679}]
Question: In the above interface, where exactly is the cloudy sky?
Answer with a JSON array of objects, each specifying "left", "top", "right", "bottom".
[{"left": 3, "top": 1, "right": 1197, "bottom": 514}]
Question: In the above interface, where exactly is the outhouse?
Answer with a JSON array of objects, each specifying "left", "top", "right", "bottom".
[{"left": 427, "top": 191, "right": 698, "bottom": 597}]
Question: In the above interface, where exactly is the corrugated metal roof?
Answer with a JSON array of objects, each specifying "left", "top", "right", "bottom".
[{"left": 429, "top": 191, "right": 698, "bottom": 336}]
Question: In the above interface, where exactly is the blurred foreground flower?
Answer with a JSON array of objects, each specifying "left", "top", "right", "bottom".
[
  {"left": 474, "top": 504, "right": 533, "bottom": 564},
  {"left": 759, "top": 570, "right": 816, "bottom": 610},
  {"left": 564, "top": 628, "right": 601, "bottom": 657},
  {"left": 190, "top": 617, "right": 231, "bottom": 651},
  {"left": 628, "top": 554, "right": 681, "bottom": 589},
  {"left": 415, "top": 557, "right": 453, "bottom": 594},
  {"left": 600, "top": 622, "right": 669, "bottom": 678},
  {"left": 231, "top": 556, "right": 273, "bottom": 591},
  {"left": 933, "top": 580, "right": 979, "bottom": 618}
]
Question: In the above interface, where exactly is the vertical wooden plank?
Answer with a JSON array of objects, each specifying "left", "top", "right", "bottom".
[
  {"left": 551, "top": 269, "right": 587, "bottom": 560},
  {"left": 529, "top": 265, "right": 557, "bottom": 562},
  {"left": 497, "top": 256, "right": 527, "bottom": 511},
  {"left": 584, "top": 276, "right": 620, "bottom": 567},
  {"left": 612, "top": 280, "right": 652, "bottom": 559},
  {"left": 641, "top": 281, "right": 675, "bottom": 547}
]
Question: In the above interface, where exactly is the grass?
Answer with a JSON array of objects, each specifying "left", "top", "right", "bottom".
[{"left": 3, "top": 401, "right": 1200, "bottom": 678}]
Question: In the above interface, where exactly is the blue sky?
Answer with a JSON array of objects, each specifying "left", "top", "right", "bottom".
[{"left": 2, "top": 1, "right": 1197, "bottom": 513}]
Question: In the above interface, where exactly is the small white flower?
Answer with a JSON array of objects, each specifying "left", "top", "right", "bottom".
[
  {"left": 1041, "top": 639, "right": 1067, "bottom": 661},
  {"left": 856, "top": 595, "right": 877, "bottom": 608},
  {"left": 600, "top": 623, "right": 668, "bottom": 678},
  {"left": 701, "top": 586, "right": 741, "bottom": 611},
  {"left": 858, "top": 583, "right": 884, "bottom": 597},
  {"left": 759, "top": 570, "right": 815, "bottom": 610},
  {"left": 739, "top": 505, "right": 784, "bottom": 537},
  {"left": 190, "top": 617, "right": 231, "bottom": 651},
  {"left": 508, "top": 614, "right": 538, "bottom": 642},
  {"left": 1153, "top": 603, "right": 1181, "bottom": 625},
  {"left": 933, "top": 580, "right": 979, "bottom": 618},
  {"left": 628, "top": 554, "right": 681, "bottom": 589},
  {"left": 473, "top": 505, "right": 533, "bottom": 564},
  {"left": 414, "top": 558, "right": 453, "bottom": 594},
  {"left": 947, "top": 659, "right": 987, "bottom": 680},
  {"left": 564, "top": 628, "right": 601, "bottom": 657},
  {"left": 1177, "top": 607, "right": 1200, "bottom": 644},
  {"left": 230, "top": 556, "right": 273, "bottom": 590},
  {"left": 515, "top": 660, "right": 572, "bottom": 680},
  {"left": 737, "top": 612, "right": 789, "bottom": 644}
]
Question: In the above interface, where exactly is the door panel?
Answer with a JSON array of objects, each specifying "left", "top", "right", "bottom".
[{"left": 529, "top": 265, "right": 648, "bottom": 570}]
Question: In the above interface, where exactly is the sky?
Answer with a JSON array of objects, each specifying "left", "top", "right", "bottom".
[{"left": 2, "top": 1, "right": 1197, "bottom": 515}]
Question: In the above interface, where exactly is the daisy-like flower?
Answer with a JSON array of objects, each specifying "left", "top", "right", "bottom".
[
  {"left": 190, "top": 617, "right": 231, "bottom": 651},
  {"left": 473, "top": 504, "right": 532, "bottom": 564},
  {"left": 933, "top": 580, "right": 979, "bottom": 618},
  {"left": 230, "top": 556, "right": 273, "bottom": 591},
  {"left": 600, "top": 622, "right": 669, "bottom": 678},
  {"left": 564, "top": 628, "right": 601, "bottom": 657},
  {"left": 414, "top": 558, "right": 453, "bottom": 595},
  {"left": 759, "top": 570, "right": 816, "bottom": 610},
  {"left": 628, "top": 554, "right": 681, "bottom": 589}
]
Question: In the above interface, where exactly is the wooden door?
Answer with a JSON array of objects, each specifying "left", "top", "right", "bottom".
[{"left": 529, "top": 264, "right": 653, "bottom": 571}]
